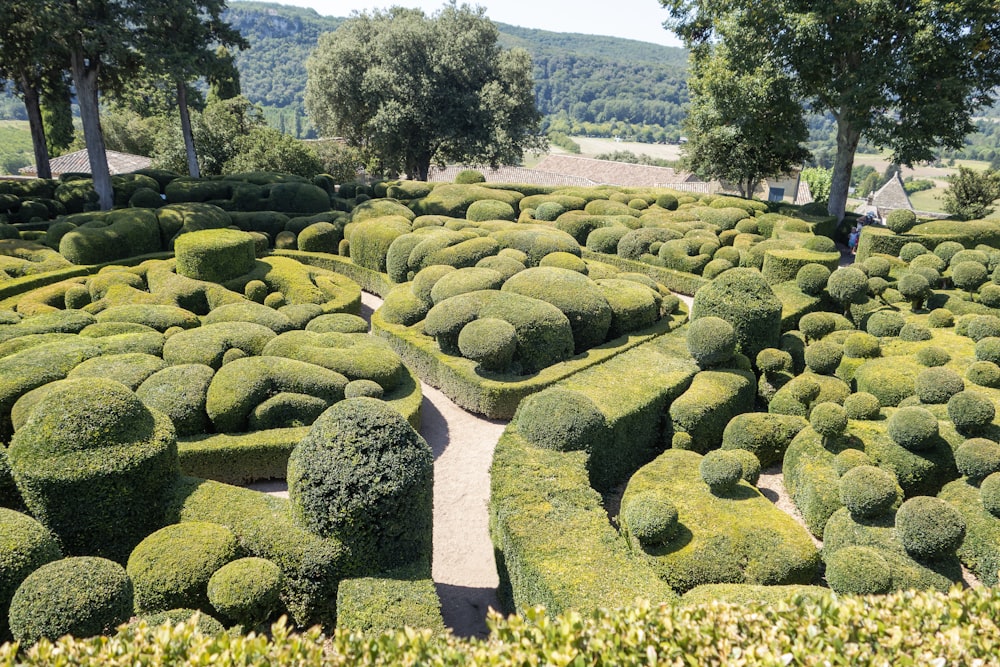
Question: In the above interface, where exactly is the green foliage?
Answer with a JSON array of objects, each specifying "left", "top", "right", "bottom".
[
  {"left": 825, "top": 545, "right": 892, "bottom": 595},
  {"left": 620, "top": 493, "right": 679, "bottom": 547},
  {"left": 809, "top": 402, "right": 847, "bottom": 439},
  {"left": 515, "top": 388, "right": 608, "bottom": 453},
  {"left": 685, "top": 316, "right": 735, "bottom": 368},
  {"left": 887, "top": 406, "right": 939, "bottom": 451},
  {"left": 844, "top": 392, "right": 881, "bottom": 420},
  {"left": 207, "top": 557, "right": 282, "bottom": 627},
  {"left": 335, "top": 565, "right": 444, "bottom": 634},
  {"left": 915, "top": 367, "right": 965, "bottom": 404},
  {"left": 691, "top": 268, "right": 782, "bottom": 362},
  {"left": 804, "top": 340, "right": 843, "bottom": 375},
  {"left": 721, "top": 413, "right": 806, "bottom": 467},
  {"left": 983, "top": 473, "right": 1000, "bottom": 518},
  {"left": 796, "top": 263, "right": 831, "bottom": 295},
  {"left": 895, "top": 496, "right": 965, "bottom": 560},
  {"left": 0, "top": 508, "right": 61, "bottom": 638},
  {"left": 287, "top": 398, "right": 433, "bottom": 571},
  {"left": 224, "top": 127, "right": 323, "bottom": 178},
  {"left": 826, "top": 267, "right": 868, "bottom": 306},
  {"left": 305, "top": 5, "right": 544, "bottom": 180},
  {"left": 942, "top": 166, "right": 1000, "bottom": 220},
  {"left": 8, "top": 556, "right": 133, "bottom": 645},
  {"left": 670, "top": 368, "right": 757, "bottom": 453},
  {"left": 955, "top": 438, "right": 1000, "bottom": 482},
  {"left": 800, "top": 168, "right": 832, "bottom": 204},
  {"left": 698, "top": 449, "right": 743, "bottom": 492},
  {"left": 127, "top": 521, "right": 239, "bottom": 615},
  {"left": 886, "top": 209, "right": 917, "bottom": 234},
  {"left": 948, "top": 390, "right": 996, "bottom": 434},
  {"left": 838, "top": 465, "right": 901, "bottom": 518},
  {"left": 458, "top": 317, "right": 518, "bottom": 371}
]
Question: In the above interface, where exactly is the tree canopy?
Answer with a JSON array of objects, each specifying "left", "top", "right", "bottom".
[
  {"left": 304, "top": 2, "right": 545, "bottom": 180},
  {"left": 662, "top": 0, "right": 1000, "bottom": 220}
]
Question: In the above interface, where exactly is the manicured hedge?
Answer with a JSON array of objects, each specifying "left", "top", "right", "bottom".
[{"left": 335, "top": 561, "right": 445, "bottom": 634}]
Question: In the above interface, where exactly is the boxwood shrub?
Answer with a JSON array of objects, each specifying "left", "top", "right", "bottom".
[{"left": 207, "top": 556, "right": 283, "bottom": 628}]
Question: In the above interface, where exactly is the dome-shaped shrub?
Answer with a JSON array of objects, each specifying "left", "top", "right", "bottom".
[
  {"left": 699, "top": 450, "right": 743, "bottom": 493},
  {"left": 914, "top": 367, "right": 965, "bottom": 404},
  {"left": 756, "top": 348, "right": 793, "bottom": 376},
  {"left": 898, "top": 323, "right": 932, "bottom": 342},
  {"left": 458, "top": 317, "right": 518, "bottom": 372},
  {"left": 868, "top": 276, "right": 889, "bottom": 297},
  {"left": 886, "top": 209, "right": 917, "bottom": 234},
  {"left": 928, "top": 308, "right": 954, "bottom": 328},
  {"left": 975, "top": 337, "right": 1000, "bottom": 365},
  {"left": 862, "top": 256, "right": 891, "bottom": 279},
  {"left": 702, "top": 258, "right": 734, "bottom": 279},
  {"left": 842, "top": 332, "right": 880, "bottom": 359},
  {"left": 127, "top": 521, "right": 239, "bottom": 614},
  {"left": 796, "top": 264, "right": 831, "bottom": 295},
  {"left": 950, "top": 249, "right": 989, "bottom": 268},
  {"left": 843, "top": 392, "right": 881, "bottom": 420},
  {"left": 948, "top": 390, "right": 996, "bottom": 434},
  {"left": 0, "top": 509, "right": 61, "bottom": 638},
  {"left": 898, "top": 273, "right": 931, "bottom": 310},
  {"left": 344, "top": 379, "right": 384, "bottom": 399},
  {"left": 915, "top": 346, "right": 950, "bottom": 367},
  {"left": 952, "top": 261, "right": 989, "bottom": 293},
  {"left": 690, "top": 268, "right": 782, "bottom": 362},
  {"left": 825, "top": 546, "right": 893, "bottom": 595},
  {"left": 533, "top": 201, "right": 566, "bottom": 222},
  {"left": 833, "top": 448, "right": 874, "bottom": 476},
  {"left": 175, "top": 229, "right": 257, "bottom": 284},
  {"left": 895, "top": 496, "right": 965, "bottom": 560},
  {"left": 728, "top": 449, "right": 761, "bottom": 485},
  {"left": 955, "top": 438, "right": 1000, "bottom": 482},
  {"left": 866, "top": 310, "right": 906, "bottom": 337},
  {"left": 934, "top": 241, "right": 965, "bottom": 264},
  {"left": 655, "top": 193, "right": 679, "bottom": 210},
  {"left": 799, "top": 312, "right": 837, "bottom": 342},
  {"left": 466, "top": 199, "right": 516, "bottom": 222},
  {"left": 979, "top": 284, "right": 1000, "bottom": 308},
  {"left": 621, "top": 492, "right": 679, "bottom": 547},
  {"left": 454, "top": 169, "right": 485, "bottom": 184},
  {"left": 839, "top": 465, "right": 901, "bottom": 518},
  {"left": 965, "top": 315, "right": 1000, "bottom": 342},
  {"left": 516, "top": 388, "right": 607, "bottom": 453},
  {"left": 287, "top": 398, "right": 433, "bottom": 571},
  {"left": 911, "top": 252, "right": 947, "bottom": 272},
  {"left": 804, "top": 340, "right": 843, "bottom": 375},
  {"left": 8, "top": 556, "right": 133, "bottom": 645},
  {"left": 981, "top": 472, "right": 1000, "bottom": 517},
  {"left": 139, "top": 608, "right": 225, "bottom": 635},
  {"left": 207, "top": 557, "right": 282, "bottom": 628},
  {"left": 967, "top": 361, "right": 1000, "bottom": 388},
  {"left": 686, "top": 316, "right": 737, "bottom": 368},
  {"left": 539, "top": 251, "right": 588, "bottom": 273},
  {"left": 826, "top": 267, "right": 869, "bottom": 306},
  {"left": 887, "top": 406, "right": 939, "bottom": 450},
  {"left": 899, "top": 242, "right": 929, "bottom": 262},
  {"left": 810, "top": 402, "right": 848, "bottom": 439}
]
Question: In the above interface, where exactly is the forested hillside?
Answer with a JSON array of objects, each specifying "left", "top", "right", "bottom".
[{"left": 222, "top": 1, "right": 689, "bottom": 141}]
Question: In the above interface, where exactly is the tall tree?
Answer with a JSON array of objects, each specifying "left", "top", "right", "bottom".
[
  {"left": 41, "top": 74, "right": 75, "bottom": 158},
  {"left": 681, "top": 45, "right": 809, "bottom": 198},
  {"left": 138, "top": 0, "right": 247, "bottom": 178},
  {"left": 662, "top": 0, "right": 1000, "bottom": 221},
  {"left": 0, "top": 0, "right": 61, "bottom": 179},
  {"left": 207, "top": 46, "right": 242, "bottom": 104},
  {"left": 305, "top": 2, "right": 545, "bottom": 180}
]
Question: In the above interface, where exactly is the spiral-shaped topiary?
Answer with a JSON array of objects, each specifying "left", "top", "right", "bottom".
[
  {"left": 914, "top": 367, "right": 965, "bottom": 404},
  {"left": 955, "top": 438, "right": 1000, "bottom": 483},
  {"left": 948, "top": 390, "right": 996, "bottom": 435},
  {"left": 825, "top": 546, "right": 893, "bottom": 595},
  {"left": 699, "top": 450, "right": 744, "bottom": 494},
  {"left": 839, "top": 465, "right": 901, "bottom": 518},
  {"left": 895, "top": 496, "right": 965, "bottom": 561},
  {"left": 810, "top": 402, "right": 848, "bottom": 439},
  {"left": 887, "top": 406, "right": 939, "bottom": 450},
  {"left": 686, "top": 316, "right": 737, "bottom": 368}
]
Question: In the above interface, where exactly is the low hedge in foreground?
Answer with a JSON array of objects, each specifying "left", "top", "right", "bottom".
[{"left": 6, "top": 587, "right": 1000, "bottom": 664}]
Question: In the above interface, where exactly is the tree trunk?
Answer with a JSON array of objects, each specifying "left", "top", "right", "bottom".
[
  {"left": 70, "top": 49, "right": 113, "bottom": 211},
  {"left": 828, "top": 115, "right": 861, "bottom": 222},
  {"left": 177, "top": 81, "right": 200, "bottom": 178},
  {"left": 19, "top": 76, "right": 51, "bottom": 180}
]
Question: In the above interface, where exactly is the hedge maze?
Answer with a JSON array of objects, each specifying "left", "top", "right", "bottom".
[{"left": 4, "top": 169, "right": 1000, "bottom": 645}]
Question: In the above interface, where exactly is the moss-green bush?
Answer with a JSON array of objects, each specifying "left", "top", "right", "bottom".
[
  {"left": 344, "top": 379, "right": 384, "bottom": 399},
  {"left": 699, "top": 450, "right": 743, "bottom": 493},
  {"left": 953, "top": 260, "right": 989, "bottom": 294},
  {"left": 127, "top": 521, "right": 239, "bottom": 614},
  {"left": 207, "top": 557, "right": 282, "bottom": 627},
  {"left": 95, "top": 304, "right": 200, "bottom": 332},
  {"left": 895, "top": 496, "right": 965, "bottom": 560},
  {"left": 691, "top": 268, "right": 782, "bottom": 362},
  {"left": 824, "top": 545, "right": 893, "bottom": 595},
  {"left": 0, "top": 508, "right": 61, "bottom": 639},
  {"left": 826, "top": 267, "right": 869, "bottom": 306},
  {"left": 685, "top": 316, "right": 735, "bottom": 368},
  {"left": 670, "top": 369, "right": 757, "bottom": 453},
  {"left": 162, "top": 322, "right": 276, "bottom": 370},
  {"left": 887, "top": 406, "right": 939, "bottom": 451},
  {"left": 458, "top": 317, "right": 518, "bottom": 371},
  {"left": 296, "top": 222, "right": 343, "bottom": 254},
  {"left": 8, "top": 556, "right": 133, "bottom": 645},
  {"left": 64, "top": 352, "right": 166, "bottom": 390},
  {"left": 796, "top": 263, "right": 831, "bottom": 296},
  {"left": 429, "top": 267, "right": 504, "bottom": 304},
  {"left": 804, "top": 340, "right": 843, "bottom": 375},
  {"left": 810, "top": 402, "right": 848, "bottom": 439},
  {"left": 955, "top": 438, "right": 1000, "bottom": 482},
  {"left": 886, "top": 209, "right": 917, "bottom": 234},
  {"left": 865, "top": 310, "right": 906, "bottom": 337},
  {"left": 287, "top": 398, "right": 432, "bottom": 572},
  {"left": 843, "top": 392, "right": 881, "bottom": 420},
  {"left": 621, "top": 492, "right": 679, "bottom": 547},
  {"left": 721, "top": 413, "right": 806, "bottom": 468},
  {"left": 59, "top": 209, "right": 162, "bottom": 265},
  {"left": 8, "top": 379, "right": 178, "bottom": 562},
  {"left": 135, "top": 364, "right": 215, "bottom": 437},
  {"left": 616, "top": 227, "right": 681, "bottom": 261},
  {"left": 898, "top": 322, "right": 932, "bottom": 341},
  {"left": 979, "top": 336, "right": 1000, "bottom": 366},
  {"left": 948, "top": 390, "right": 996, "bottom": 434},
  {"left": 913, "top": 366, "right": 964, "bottom": 405},
  {"left": 839, "top": 465, "right": 902, "bottom": 518},
  {"left": 305, "top": 313, "right": 368, "bottom": 334},
  {"left": 515, "top": 388, "right": 608, "bottom": 453},
  {"left": 466, "top": 199, "right": 516, "bottom": 222}
]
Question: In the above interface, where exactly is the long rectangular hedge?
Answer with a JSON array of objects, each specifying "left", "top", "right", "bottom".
[
  {"left": 581, "top": 249, "right": 709, "bottom": 296},
  {"left": 274, "top": 249, "right": 395, "bottom": 297}
]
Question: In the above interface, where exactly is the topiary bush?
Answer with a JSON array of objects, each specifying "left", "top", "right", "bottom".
[
  {"left": 685, "top": 316, "right": 736, "bottom": 368},
  {"left": 897, "top": 273, "right": 931, "bottom": 311},
  {"left": 899, "top": 241, "right": 929, "bottom": 262},
  {"left": 458, "top": 317, "right": 518, "bottom": 372},
  {"left": 886, "top": 209, "right": 917, "bottom": 234},
  {"left": 207, "top": 557, "right": 283, "bottom": 628},
  {"left": 895, "top": 496, "right": 965, "bottom": 561},
  {"left": 965, "top": 315, "right": 1000, "bottom": 342},
  {"left": 287, "top": 398, "right": 433, "bottom": 572},
  {"left": 824, "top": 545, "right": 893, "bottom": 595},
  {"left": 898, "top": 323, "right": 932, "bottom": 342},
  {"left": 804, "top": 341, "right": 843, "bottom": 375},
  {"left": 466, "top": 199, "right": 516, "bottom": 222},
  {"left": 175, "top": 229, "right": 257, "bottom": 284},
  {"left": 843, "top": 392, "right": 882, "bottom": 420},
  {"left": 620, "top": 492, "right": 679, "bottom": 547},
  {"left": 842, "top": 332, "right": 880, "bottom": 359},
  {"left": 690, "top": 268, "right": 782, "bottom": 362},
  {"left": 810, "top": 402, "right": 848, "bottom": 439},
  {"left": 0, "top": 509, "right": 61, "bottom": 639},
  {"left": 948, "top": 390, "right": 996, "bottom": 434},
  {"left": 934, "top": 241, "right": 965, "bottom": 264},
  {"left": 515, "top": 387, "right": 608, "bottom": 453},
  {"left": 914, "top": 367, "right": 965, "bottom": 404},
  {"left": 981, "top": 472, "right": 1000, "bottom": 517},
  {"left": 826, "top": 267, "right": 869, "bottom": 307},
  {"left": 8, "top": 556, "right": 133, "bottom": 645},
  {"left": 126, "top": 522, "right": 239, "bottom": 615},
  {"left": 967, "top": 361, "right": 1000, "bottom": 388},
  {"left": 454, "top": 170, "right": 485, "bottom": 184},
  {"left": 838, "top": 465, "right": 901, "bottom": 518},
  {"left": 866, "top": 310, "right": 906, "bottom": 337},
  {"left": 887, "top": 406, "right": 940, "bottom": 451},
  {"left": 916, "top": 346, "right": 951, "bottom": 367},
  {"left": 699, "top": 450, "right": 744, "bottom": 494},
  {"left": 928, "top": 308, "right": 955, "bottom": 328},
  {"left": 799, "top": 312, "right": 837, "bottom": 342},
  {"left": 952, "top": 261, "right": 989, "bottom": 294},
  {"left": 955, "top": 438, "right": 1000, "bottom": 483}
]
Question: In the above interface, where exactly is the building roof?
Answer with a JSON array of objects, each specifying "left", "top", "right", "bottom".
[
  {"left": 532, "top": 154, "right": 692, "bottom": 187},
  {"left": 428, "top": 164, "right": 597, "bottom": 187},
  {"left": 20, "top": 149, "right": 153, "bottom": 177},
  {"left": 871, "top": 172, "right": 913, "bottom": 211}
]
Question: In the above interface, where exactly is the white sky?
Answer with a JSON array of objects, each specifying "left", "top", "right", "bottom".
[{"left": 253, "top": 0, "right": 684, "bottom": 47}]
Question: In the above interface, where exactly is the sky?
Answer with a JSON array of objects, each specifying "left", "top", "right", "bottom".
[{"left": 256, "top": 0, "right": 684, "bottom": 47}]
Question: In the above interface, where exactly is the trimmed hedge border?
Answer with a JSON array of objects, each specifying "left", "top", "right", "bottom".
[{"left": 581, "top": 250, "right": 708, "bottom": 296}]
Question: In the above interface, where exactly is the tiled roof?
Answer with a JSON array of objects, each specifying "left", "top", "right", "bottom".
[
  {"left": 533, "top": 155, "right": 692, "bottom": 186},
  {"left": 871, "top": 173, "right": 913, "bottom": 211},
  {"left": 428, "top": 165, "right": 597, "bottom": 186},
  {"left": 20, "top": 149, "right": 153, "bottom": 177},
  {"left": 795, "top": 180, "right": 814, "bottom": 205}
]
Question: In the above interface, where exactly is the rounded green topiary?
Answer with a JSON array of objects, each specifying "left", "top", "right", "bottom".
[
  {"left": 975, "top": 337, "right": 1000, "bottom": 365},
  {"left": 934, "top": 241, "right": 965, "bottom": 264},
  {"left": 244, "top": 280, "right": 268, "bottom": 303},
  {"left": 866, "top": 310, "right": 906, "bottom": 337},
  {"left": 7, "top": 379, "right": 179, "bottom": 562},
  {"left": 898, "top": 323, "right": 932, "bottom": 342},
  {"left": 914, "top": 367, "right": 965, "bottom": 404},
  {"left": 897, "top": 273, "right": 931, "bottom": 310},
  {"left": 126, "top": 521, "right": 239, "bottom": 614},
  {"left": 533, "top": 201, "right": 566, "bottom": 222},
  {"left": 727, "top": 449, "right": 762, "bottom": 485},
  {"left": 833, "top": 448, "right": 874, "bottom": 476},
  {"left": 861, "top": 256, "right": 891, "bottom": 279},
  {"left": 458, "top": 317, "right": 518, "bottom": 371},
  {"left": 0, "top": 509, "right": 61, "bottom": 638},
  {"left": 899, "top": 242, "right": 929, "bottom": 262},
  {"left": 955, "top": 438, "right": 1000, "bottom": 482},
  {"left": 886, "top": 209, "right": 916, "bottom": 234},
  {"left": 826, "top": 267, "right": 869, "bottom": 306},
  {"left": 655, "top": 193, "right": 679, "bottom": 210},
  {"left": 910, "top": 252, "right": 947, "bottom": 272},
  {"left": 979, "top": 283, "right": 1000, "bottom": 308},
  {"left": 539, "top": 251, "right": 588, "bottom": 273},
  {"left": 981, "top": 472, "right": 1000, "bottom": 517},
  {"left": 842, "top": 332, "right": 880, "bottom": 359},
  {"left": 810, "top": 402, "right": 848, "bottom": 439},
  {"left": 690, "top": 268, "right": 782, "bottom": 362},
  {"left": 952, "top": 261, "right": 989, "bottom": 293},
  {"left": 702, "top": 258, "right": 734, "bottom": 279},
  {"left": 8, "top": 556, "right": 133, "bottom": 645},
  {"left": 756, "top": 348, "right": 793, "bottom": 375},
  {"left": 466, "top": 199, "right": 516, "bottom": 222},
  {"left": 699, "top": 450, "right": 744, "bottom": 494},
  {"left": 895, "top": 496, "right": 965, "bottom": 560},
  {"left": 797, "top": 265, "right": 832, "bottom": 296},
  {"left": 843, "top": 392, "right": 881, "bottom": 420},
  {"left": 139, "top": 609, "right": 225, "bottom": 636},
  {"left": 516, "top": 388, "right": 607, "bottom": 453},
  {"left": 686, "top": 316, "right": 736, "bottom": 368},
  {"left": 868, "top": 276, "right": 889, "bottom": 297},
  {"left": 454, "top": 169, "right": 485, "bottom": 184},
  {"left": 621, "top": 492, "right": 679, "bottom": 547},
  {"left": 916, "top": 346, "right": 951, "bottom": 367},
  {"left": 887, "top": 406, "right": 939, "bottom": 451},
  {"left": 839, "top": 465, "right": 901, "bottom": 518},
  {"left": 948, "top": 390, "right": 996, "bottom": 434},
  {"left": 798, "top": 312, "right": 837, "bottom": 342},
  {"left": 967, "top": 361, "right": 1000, "bottom": 388},
  {"left": 928, "top": 308, "right": 954, "bottom": 328},
  {"left": 804, "top": 341, "right": 843, "bottom": 375},
  {"left": 825, "top": 546, "right": 893, "bottom": 595},
  {"left": 344, "top": 379, "right": 384, "bottom": 399},
  {"left": 175, "top": 229, "right": 257, "bottom": 284},
  {"left": 207, "top": 557, "right": 282, "bottom": 628},
  {"left": 287, "top": 398, "right": 433, "bottom": 571},
  {"left": 965, "top": 315, "right": 1000, "bottom": 342}
]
